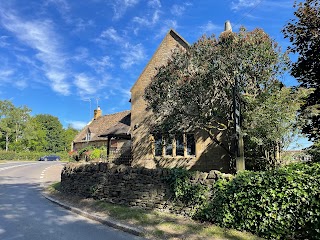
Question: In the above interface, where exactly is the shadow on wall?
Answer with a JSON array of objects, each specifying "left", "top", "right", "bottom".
[{"left": 131, "top": 114, "right": 235, "bottom": 173}]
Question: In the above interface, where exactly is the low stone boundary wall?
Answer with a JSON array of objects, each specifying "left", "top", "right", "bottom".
[{"left": 60, "top": 162, "right": 232, "bottom": 214}]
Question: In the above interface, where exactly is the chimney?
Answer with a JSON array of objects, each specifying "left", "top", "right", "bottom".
[
  {"left": 224, "top": 20, "right": 232, "bottom": 32},
  {"left": 94, "top": 106, "right": 102, "bottom": 120}
]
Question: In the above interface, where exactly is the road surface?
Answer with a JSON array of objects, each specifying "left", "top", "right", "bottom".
[{"left": 0, "top": 161, "right": 142, "bottom": 240}]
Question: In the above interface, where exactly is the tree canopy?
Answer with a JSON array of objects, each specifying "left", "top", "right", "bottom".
[
  {"left": 145, "top": 27, "right": 303, "bottom": 166},
  {"left": 0, "top": 100, "right": 78, "bottom": 152},
  {"left": 283, "top": 0, "right": 320, "bottom": 141}
]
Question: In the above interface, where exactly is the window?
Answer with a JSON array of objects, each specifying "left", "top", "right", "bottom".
[
  {"left": 187, "top": 134, "right": 195, "bottom": 156},
  {"left": 164, "top": 135, "right": 173, "bottom": 156},
  {"left": 154, "top": 134, "right": 162, "bottom": 156},
  {"left": 86, "top": 132, "right": 91, "bottom": 141},
  {"left": 176, "top": 134, "right": 184, "bottom": 156},
  {"left": 152, "top": 133, "right": 195, "bottom": 157}
]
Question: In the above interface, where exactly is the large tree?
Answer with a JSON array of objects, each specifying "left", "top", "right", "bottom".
[
  {"left": 282, "top": 0, "right": 320, "bottom": 141},
  {"left": 63, "top": 125, "right": 79, "bottom": 151},
  {"left": 145, "top": 27, "right": 300, "bottom": 166},
  {"left": 34, "top": 114, "right": 65, "bottom": 152},
  {"left": 0, "top": 100, "right": 31, "bottom": 151}
]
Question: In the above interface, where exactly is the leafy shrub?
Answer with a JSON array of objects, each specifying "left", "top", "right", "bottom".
[
  {"left": 89, "top": 148, "right": 103, "bottom": 161},
  {"left": 0, "top": 150, "right": 68, "bottom": 161},
  {"left": 164, "top": 168, "right": 210, "bottom": 216},
  {"left": 201, "top": 163, "right": 320, "bottom": 239}
]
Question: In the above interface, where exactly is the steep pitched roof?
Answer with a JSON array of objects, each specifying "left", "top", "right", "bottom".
[
  {"left": 99, "top": 112, "right": 131, "bottom": 138},
  {"left": 73, "top": 110, "right": 131, "bottom": 143},
  {"left": 130, "top": 29, "right": 189, "bottom": 92}
]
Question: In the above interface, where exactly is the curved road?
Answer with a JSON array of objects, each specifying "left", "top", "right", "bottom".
[{"left": 0, "top": 161, "right": 142, "bottom": 240}]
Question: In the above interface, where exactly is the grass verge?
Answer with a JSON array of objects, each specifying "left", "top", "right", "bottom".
[{"left": 48, "top": 182, "right": 263, "bottom": 240}]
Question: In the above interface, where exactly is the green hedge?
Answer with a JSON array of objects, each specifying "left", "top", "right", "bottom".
[
  {"left": 200, "top": 163, "right": 320, "bottom": 239},
  {"left": 0, "top": 150, "right": 69, "bottom": 161}
]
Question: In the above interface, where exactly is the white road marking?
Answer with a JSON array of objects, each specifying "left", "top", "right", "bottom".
[
  {"left": 39, "top": 163, "right": 64, "bottom": 188},
  {"left": 0, "top": 163, "right": 38, "bottom": 172}
]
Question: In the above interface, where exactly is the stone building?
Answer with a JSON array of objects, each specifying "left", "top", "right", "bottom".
[
  {"left": 130, "top": 29, "right": 233, "bottom": 173},
  {"left": 72, "top": 107, "right": 131, "bottom": 161}
]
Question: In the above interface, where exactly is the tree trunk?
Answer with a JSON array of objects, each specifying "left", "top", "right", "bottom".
[{"left": 5, "top": 133, "right": 9, "bottom": 152}]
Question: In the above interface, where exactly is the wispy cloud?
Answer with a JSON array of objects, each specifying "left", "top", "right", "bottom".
[
  {"left": 0, "top": 68, "right": 15, "bottom": 84},
  {"left": 44, "top": 0, "right": 70, "bottom": 14},
  {"left": 148, "top": 0, "right": 161, "bottom": 8},
  {"left": 200, "top": 21, "right": 222, "bottom": 35},
  {"left": 171, "top": 2, "right": 192, "bottom": 16},
  {"left": 72, "top": 47, "right": 89, "bottom": 62},
  {"left": 121, "top": 43, "right": 145, "bottom": 69},
  {"left": 155, "top": 20, "right": 178, "bottom": 39},
  {"left": 66, "top": 120, "right": 87, "bottom": 130},
  {"left": 15, "top": 79, "right": 28, "bottom": 89},
  {"left": 74, "top": 73, "right": 97, "bottom": 96},
  {"left": 0, "top": 36, "right": 10, "bottom": 47},
  {"left": 111, "top": 0, "right": 140, "bottom": 20},
  {"left": 99, "top": 27, "right": 146, "bottom": 69},
  {"left": 87, "top": 56, "right": 114, "bottom": 73},
  {"left": 133, "top": 10, "right": 160, "bottom": 27},
  {"left": 0, "top": 9, "right": 71, "bottom": 95},
  {"left": 101, "top": 27, "right": 124, "bottom": 43},
  {"left": 231, "top": 0, "right": 261, "bottom": 11}
]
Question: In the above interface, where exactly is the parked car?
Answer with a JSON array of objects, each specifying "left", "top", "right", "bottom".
[{"left": 38, "top": 155, "right": 61, "bottom": 161}]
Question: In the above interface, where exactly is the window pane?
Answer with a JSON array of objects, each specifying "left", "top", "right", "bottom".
[
  {"left": 154, "top": 134, "right": 162, "bottom": 156},
  {"left": 165, "top": 135, "right": 173, "bottom": 156},
  {"left": 176, "top": 134, "right": 184, "bottom": 156},
  {"left": 187, "top": 134, "right": 195, "bottom": 156}
]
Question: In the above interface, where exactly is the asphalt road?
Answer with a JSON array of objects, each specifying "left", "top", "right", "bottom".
[{"left": 0, "top": 161, "right": 142, "bottom": 240}]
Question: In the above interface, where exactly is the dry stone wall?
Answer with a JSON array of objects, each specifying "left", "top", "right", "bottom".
[{"left": 60, "top": 162, "right": 233, "bottom": 215}]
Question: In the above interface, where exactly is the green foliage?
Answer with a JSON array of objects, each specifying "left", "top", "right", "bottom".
[
  {"left": 144, "top": 27, "right": 295, "bottom": 165},
  {"left": 89, "top": 148, "right": 105, "bottom": 161},
  {"left": 0, "top": 150, "right": 50, "bottom": 161},
  {"left": 164, "top": 168, "right": 210, "bottom": 216},
  {"left": 306, "top": 140, "right": 320, "bottom": 162},
  {"left": 283, "top": 0, "right": 320, "bottom": 142},
  {"left": 243, "top": 87, "right": 310, "bottom": 170},
  {"left": 63, "top": 125, "right": 79, "bottom": 151},
  {"left": 201, "top": 163, "right": 320, "bottom": 239}
]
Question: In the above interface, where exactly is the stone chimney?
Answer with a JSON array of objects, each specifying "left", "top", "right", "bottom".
[
  {"left": 224, "top": 20, "right": 232, "bottom": 32},
  {"left": 94, "top": 106, "right": 102, "bottom": 120}
]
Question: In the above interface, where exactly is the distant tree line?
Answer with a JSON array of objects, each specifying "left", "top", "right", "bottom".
[{"left": 0, "top": 100, "right": 78, "bottom": 153}]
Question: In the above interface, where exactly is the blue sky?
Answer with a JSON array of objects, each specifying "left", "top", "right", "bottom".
[{"left": 0, "top": 0, "right": 310, "bottom": 149}]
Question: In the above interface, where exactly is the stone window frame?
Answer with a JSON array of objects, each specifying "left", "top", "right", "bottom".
[{"left": 152, "top": 133, "right": 196, "bottom": 158}]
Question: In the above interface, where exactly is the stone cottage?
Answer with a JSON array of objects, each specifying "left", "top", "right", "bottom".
[
  {"left": 130, "top": 29, "right": 234, "bottom": 173},
  {"left": 72, "top": 107, "right": 131, "bottom": 161}
]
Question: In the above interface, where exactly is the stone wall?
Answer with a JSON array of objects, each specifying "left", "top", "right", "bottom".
[{"left": 60, "top": 162, "right": 233, "bottom": 215}]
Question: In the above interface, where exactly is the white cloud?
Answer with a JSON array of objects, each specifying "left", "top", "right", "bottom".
[
  {"left": 74, "top": 73, "right": 97, "bottom": 97},
  {"left": 87, "top": 56, "right": 114, "bottom": 73},
  {"left": 72, "top": 47, "right": 89, "bottom": 62},
  {"left": 121, "top": 43, "right": 145, "bottom": 69},
  {"left": 73, "top": 19, "right": 95, "bottom": 32},
  {"left": 101, "top": 27, "right": 124, "bottom": 43},
  {"left": 15, "top": 80, "right": 28, "bottom": 89},
  {"left": 0, "top": 10, "right": 71, "bottom": 95},
  {"left": 133, "top": 10, "right": 160, "bottom": 27},
  {"left": 148, "top": 0, "right": 161, "bottom": 8},
  {"left": 171, "top": 4, "right": 185, "bottom": 16},
  {"left": 67, "top": 120, "right": 87, "bottom": 130},
  {"left": 45, "top": 0, "right": 70, "bottom": 14},
  {"left": 200, "top": 21, "right": 222, "bottom": 34},
  {"left": 111, "top": 0, "right": 140, "bottom": 20},
  {"left": 155, "top": 20, "right": 178, "bottom": 39},
  {"left": 98, "top": 27, "right": 146, "bottom": 69},
  {"left": 0, "top": 36, "right": 10, "bottom": 47},
  {"left": 231, "top": 0, "right": 261, "bottom": 11},
  {"left": 0, "top": 68, "right": 14, "bottom": 79}
]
